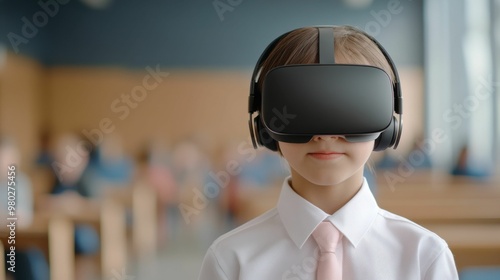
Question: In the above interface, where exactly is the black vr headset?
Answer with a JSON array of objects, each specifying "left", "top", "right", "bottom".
[{"left": 248, "top": 26, "right": 403, "bottom": 151}]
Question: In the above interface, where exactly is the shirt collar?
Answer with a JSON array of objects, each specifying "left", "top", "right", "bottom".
[{"left": 277, "top": 177, "right": 379, "bottom": 249}]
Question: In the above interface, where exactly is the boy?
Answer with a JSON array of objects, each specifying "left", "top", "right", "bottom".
[{"left": 198, "top": 26, "right": 458, "bottom": 280}]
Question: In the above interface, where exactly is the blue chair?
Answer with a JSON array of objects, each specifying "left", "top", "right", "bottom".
[{"left": 459, "top": 267, "right": 500, "bottom": 280}]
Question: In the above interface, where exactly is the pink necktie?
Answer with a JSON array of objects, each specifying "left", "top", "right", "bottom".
[{"left": 312, "top": 221, "right": 342, "bottom": 280}]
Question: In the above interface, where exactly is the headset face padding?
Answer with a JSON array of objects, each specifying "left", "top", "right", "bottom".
[{"left": 248, "top": 26, "right": 403, "bottom": 152}]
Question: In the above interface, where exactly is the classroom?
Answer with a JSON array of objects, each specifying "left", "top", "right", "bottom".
[{"left": 1, "top": 0, "right": 499, "bottom": 279}]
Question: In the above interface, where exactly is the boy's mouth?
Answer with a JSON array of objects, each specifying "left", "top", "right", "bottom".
[{"left": 308, "top": 151, "right": 345, "bottom": 160}]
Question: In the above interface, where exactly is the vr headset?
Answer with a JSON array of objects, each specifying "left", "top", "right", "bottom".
[{"left": 248, "top": 26, "right": 403, "bottom": 151}]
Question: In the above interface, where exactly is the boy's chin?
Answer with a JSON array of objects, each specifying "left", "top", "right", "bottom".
[
  {"left": 296, "top": 167, "right": 366, "bottom": 187},
  {"left": 301, "top": 173, "right": 351, "bottom": 187}
]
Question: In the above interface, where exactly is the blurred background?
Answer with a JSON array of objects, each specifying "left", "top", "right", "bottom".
[{"left": 0, "top": 0, "right": 499, "bottom": 279}]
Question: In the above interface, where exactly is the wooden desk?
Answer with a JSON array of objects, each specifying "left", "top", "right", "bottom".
[
  {"left": 377, "top": 178, "right": 500, "bottom": 224},
  {"left": 377, "top": 182, "right": 500, "bottom": 200},
  {"left": 29, "top": 195, "right": 128, "bottom": 280},
  {"left": 36, "top": 194, "right": 101, "bottom": 227},
  {"left": 0, "top": 216, "right": 74, "bottom": 280},
  {"left": 100, "top": 198, "right": 127, "bottom": 280},
  {"left": 424, "top": 224, "right": 500, "bottom": 271},
  {"left": 103, "top": 184, "right": 158, "bottom": 258},
  {"left": 375, "top": 169, "right": 500, "bottom": 191},
  {"left": 379, "top": 197, "right": 500, "bottom": 224}
]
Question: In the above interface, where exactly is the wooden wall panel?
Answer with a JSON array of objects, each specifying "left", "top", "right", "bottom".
[
  {"left": 46, "top": 67, "right": 252, "bottom": 157},
  {"left": 0, "top": 53, "right": 44, "bottom": 167}
]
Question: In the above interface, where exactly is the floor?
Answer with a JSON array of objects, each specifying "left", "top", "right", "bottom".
[{"left": 132, "top": 204, "right": 231, "bottom": 280}]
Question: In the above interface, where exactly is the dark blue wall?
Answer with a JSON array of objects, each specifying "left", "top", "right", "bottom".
[{"left": 0, "top": 0, "right": 423, "bottom": 68}]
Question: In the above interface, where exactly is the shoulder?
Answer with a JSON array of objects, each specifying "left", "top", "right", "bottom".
[
  {"left": 203, "top": 208, "right": 282, "bottom": 277},
  {"left": 211, "top": 207, "right": 281, "bottom": 252},
  {"left": 377, "top": 208, "right": 448, "bottom": 247},
  {"left": 373, "top": 209, "right": 458, "bottom": 278},
  {"left": 376, "top": 209, "right": 451, "bottom": 266}
]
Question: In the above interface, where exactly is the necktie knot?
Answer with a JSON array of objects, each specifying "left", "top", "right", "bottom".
[{"left": 312, "top": 221, "right": 341, "bottom": 254}]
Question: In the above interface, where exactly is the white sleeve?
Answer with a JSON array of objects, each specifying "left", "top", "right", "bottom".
[
  {"left": 424, "top": 246, "right": 459, "bottom": 280},
  {"left": 198, "top": 247, "right": 230, "bottom": 280}
]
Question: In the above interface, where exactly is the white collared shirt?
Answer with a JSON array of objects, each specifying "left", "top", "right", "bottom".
[{"left": 198, "top": 177, "right": 459, "bottom": 280}]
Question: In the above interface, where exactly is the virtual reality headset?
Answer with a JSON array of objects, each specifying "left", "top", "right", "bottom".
[
  {"left": 248, "top": 26, "right": 403, "bottom": 151},
  {"left": 261, "top": 64, "right": 393, "bottom": 143}
]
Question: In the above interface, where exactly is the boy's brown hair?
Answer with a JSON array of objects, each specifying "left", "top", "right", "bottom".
[{"left": 257, "top": 26, "right": 395, "bottom": 92}]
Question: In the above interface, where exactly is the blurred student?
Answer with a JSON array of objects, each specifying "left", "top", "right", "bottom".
[
  {"left": 171, "top": 138, "right": 220, "bottom": 245},
  {"left": 1, "top": 136, "right": 49, "bottom": 280},
  {"left": 80, "top": 134, "right": 135, "bottom": 198},
  {"left": 46, "top": 133, "right": 100, "bottom": 269},
  {"left": 137, "top": 139, "right": 177, "bottom": 246}
]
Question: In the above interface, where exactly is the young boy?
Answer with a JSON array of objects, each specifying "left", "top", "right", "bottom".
[{"left": 198, "top": 26, "right": 458, "bottom": 280}]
